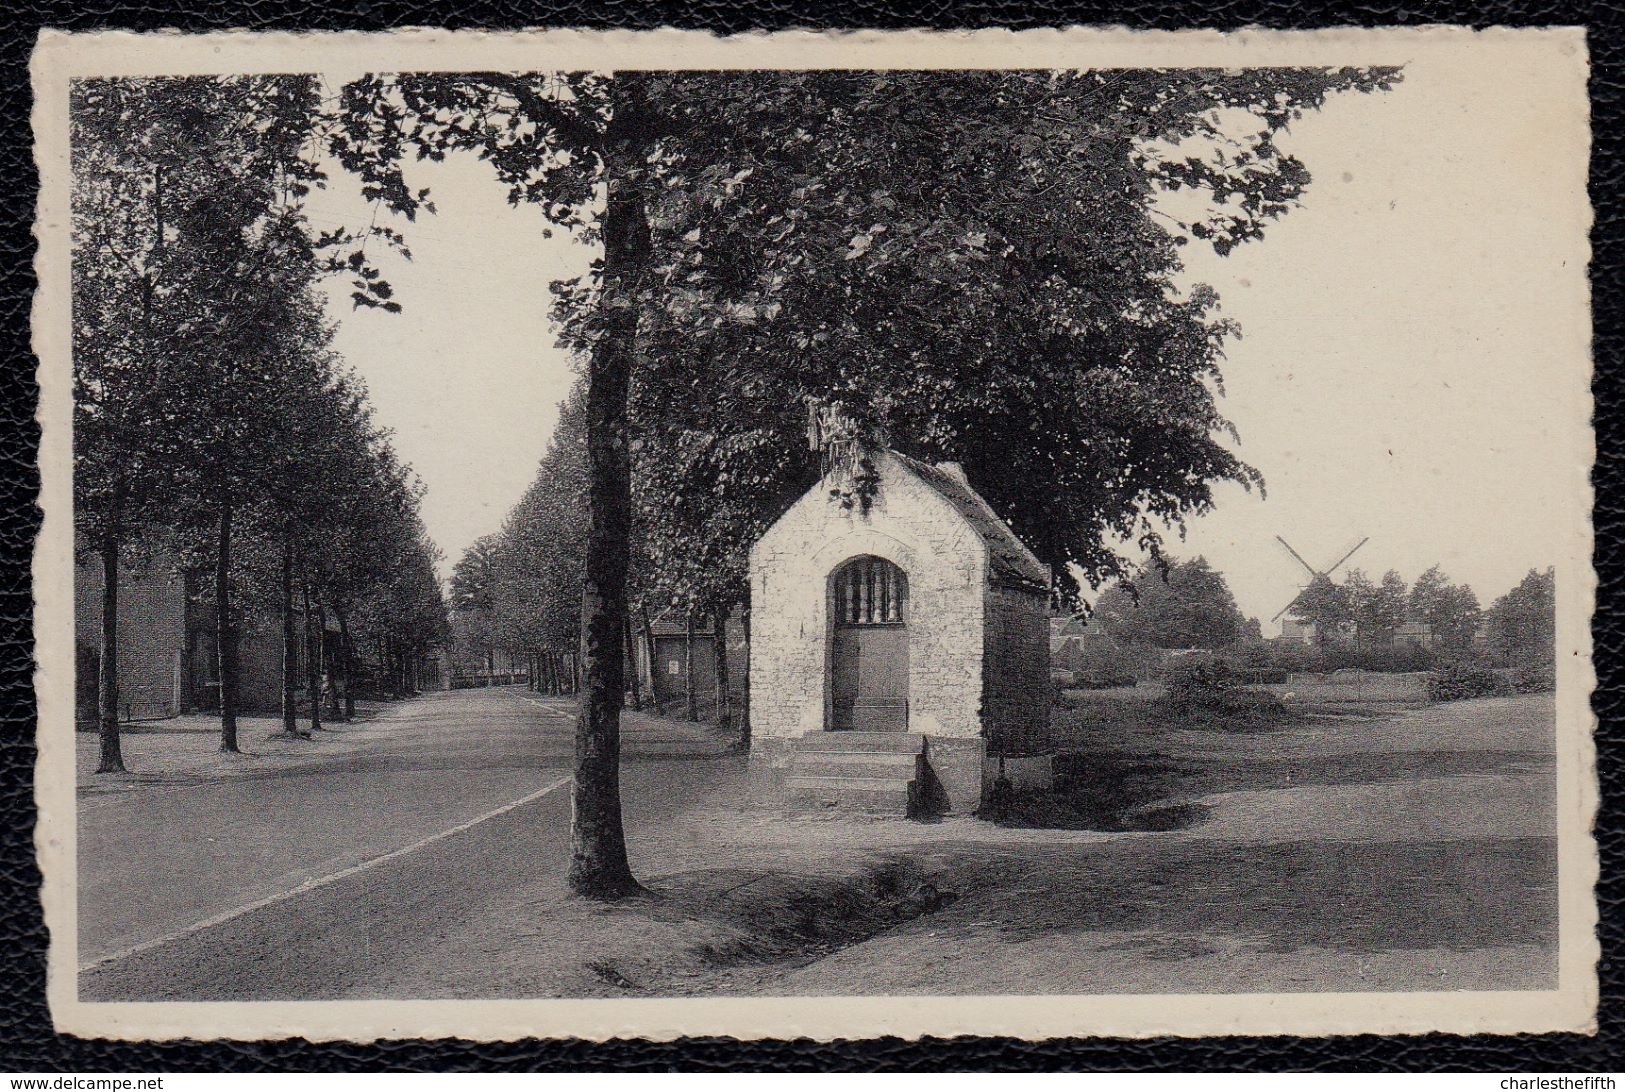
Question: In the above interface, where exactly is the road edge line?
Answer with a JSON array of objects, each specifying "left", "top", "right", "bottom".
[
  {"left": 515, "top": 693, "right": 573, "bottom": 714},
  {"left": 79, "top": 773, "right": 574, "bottom": 974}
]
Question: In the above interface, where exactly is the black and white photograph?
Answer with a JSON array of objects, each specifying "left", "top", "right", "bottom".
[{"left": 31, "top": 27, "right": 1595, "bottom": 1041}]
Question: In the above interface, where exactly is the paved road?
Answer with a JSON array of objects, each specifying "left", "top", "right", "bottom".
[{"left": 78, "top": 686, "right": 743, "bottom": 999}]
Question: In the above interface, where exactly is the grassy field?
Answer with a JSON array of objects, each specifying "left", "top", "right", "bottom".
[
  {"left": 1020, "top": 688, "right": 1555, "bottom": 829},
  {"left": 720, "top": 693, "right": 1558, "bottom": 996}
]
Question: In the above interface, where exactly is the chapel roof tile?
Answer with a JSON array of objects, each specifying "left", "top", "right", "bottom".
[{"left": 890, "top": 452, "right": 1051, "bottom": 593}]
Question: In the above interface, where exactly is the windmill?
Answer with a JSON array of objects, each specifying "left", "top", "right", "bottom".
[{"left": 1271, "top": 535, "right": 1370, "bottom": 640}]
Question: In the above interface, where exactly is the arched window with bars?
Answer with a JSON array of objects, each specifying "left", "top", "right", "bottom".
[{"left": 832, "top": 556, "right": 908, "bottom": 626}]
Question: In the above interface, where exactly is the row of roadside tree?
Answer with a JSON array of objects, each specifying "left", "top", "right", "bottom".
[
  {"left": 444, "top": 384, "right": 744, "bottom": 737},
  {"left": 72, "top": 77, "right": 449, "bottom": 773}
]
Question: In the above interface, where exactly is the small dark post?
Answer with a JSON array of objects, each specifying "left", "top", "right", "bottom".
[{"left": 683, "top": 611, "right": 698, "bottom": 721}]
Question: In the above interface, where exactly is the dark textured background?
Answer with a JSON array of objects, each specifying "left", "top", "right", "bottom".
[{"left": 2, "top": 0, "right": 1616, "bottom": 1071}]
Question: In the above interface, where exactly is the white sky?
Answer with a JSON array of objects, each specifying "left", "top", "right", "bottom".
[
  {"left": 307, "top": 156, "right": 591, "bottom": 578},
  {"left": 307, "top": 49, "right": 1588, "bottom": 625}
]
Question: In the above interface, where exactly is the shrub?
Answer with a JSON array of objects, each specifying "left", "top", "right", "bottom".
[
  {"left": 1214, "top": 687, "right": 1292, "bottom": 719},
  {"left": 1157, "top": 656, "right": 1294, "bottom": 729},
  {"left": 1218, "top": 638, "right": 1447, "bottom": 680},
  {"left": 1163, "top": 655, "right": 1234, "bottom": 707},
  {"left": 1317, "top": 641, "right": 1439, "bottom": 674},
  {"left": 1224, "top": 639, "right": 1311, "bottom": 676},
  {"left": 1056, "top": 639, "right": 1144, "bottom": 689},
  {"left": 1510, "top": 659, "right": 1556, "bottom": 694},
  {"left": 1428, "top": 660, "right": 1515, "bottom": 702},
  {"left": 1075, "top": 662, "right": 1138, "bottom": 690},
  {"left": 1227, "top": 664, "right": 1290, "bottom": 685}
]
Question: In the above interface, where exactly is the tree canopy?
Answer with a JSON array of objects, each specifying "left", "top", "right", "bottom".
[
  {"left": 1408, "top": 565, "right": 1482, "bottom": 652},
  {"left": 486, "top": 388, "right": 590, "bottom": 658},
  {"left": 606, "top": 69, "right": 1402, "bottom": 610},
  {"left": 1346, "top": 568, "right": 1409, "bottom": 645},
  {"left": 335, "top": 68, "right": 1400, "bottom": 615},
  {"left": 1091, "top": 555, "right": 1246, "bottom": 650},
  {"left": 1484, "top": 567, "right": 1555, "bottom": 664}
]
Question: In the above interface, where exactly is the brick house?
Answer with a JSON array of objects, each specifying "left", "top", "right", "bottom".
[
  {"left": 74, "top": 550, "right": 193, "bottom": 725},
  {"left": 637, "top": 610, "right": 747, "bottom": 716},
  {"left": 187, "top": 604, "right": 343, "bottom": 713},
  {"left": 77, "top": 546, "right": 347, "bottom": 723},
  {"left": 748, "top": 449, "right": 1052, "bottom": 816}
]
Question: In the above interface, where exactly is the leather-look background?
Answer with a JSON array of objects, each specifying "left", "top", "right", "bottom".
[{"left": 2, "top": 2, "right": 1615, "bottom": 1070}]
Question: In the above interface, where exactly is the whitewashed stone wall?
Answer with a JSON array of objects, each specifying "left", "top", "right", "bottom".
[{"left": 749, "top": 451, "right": 989, "bottom": 741}]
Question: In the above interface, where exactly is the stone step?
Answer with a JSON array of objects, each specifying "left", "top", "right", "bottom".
[
  {"left": 791, "top": 731, "right": 925, "bottom": 754},
  {"left": 789, "top": 751, "right": 922, "bottom": 780},
  {"left": 784, "top": 774, "right": 915, "bottom": 813}
]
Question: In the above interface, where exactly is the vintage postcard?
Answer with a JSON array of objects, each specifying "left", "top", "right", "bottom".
[{"left": 32, "top": 26, "right": 1596, "bottom": 1042}]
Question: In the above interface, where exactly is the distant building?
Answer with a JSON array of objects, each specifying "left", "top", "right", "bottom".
[
  {"left": 77, "top": 546, "right": 357, "bottom": 723},
  {"left": 1049, "top": 614, "right": 1091, "bottom": 639},
  {"left": 635, "top": 610, "right": 746, "bottom": 716},
  {"left": 1048, "top": 615, "right": 1118, "bottom": 675},
  {"left": 187, "top": 603, "right": 343, "bottom": 712},
  {"left": 1395, "top": 620, "right": 1435, "bottom": 647},
  {"left": 1278, "top": 616, "right": 1364, "bottom": 645},
  {"left": 74, "top": 550, "right": 193, "bottom": 725},
  {"left": 1278, "top": 617, "right": 1317, "bottom": 645},
  {"left": 446, "top": 610, "right": 527, "bottom": 688}
]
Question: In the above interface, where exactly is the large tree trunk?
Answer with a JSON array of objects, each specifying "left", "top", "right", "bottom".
[
  {"left": 302, "top": 580, "right": 323, "bottom": 732},
  {"left": 567, "top": 100, "right": 651, "bottom": 900},
  {"left": 713, "top": 607, "right": 731, "bottom": 736},
  {"left": 216, "top": 503, "right": 240, "bottom": 753},
  {"left": 280, "top": 539, "right": 299, "bottom": 736},
  {"left": 95, "top": 524, "right": 125, "bottom": 773},
  {"left": 738, "top": 604, "right": 751, "bottom": 752},
  {"left": 683, "top": 611, "right": 698, "bottom": 722}
]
